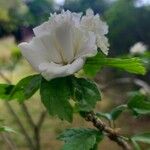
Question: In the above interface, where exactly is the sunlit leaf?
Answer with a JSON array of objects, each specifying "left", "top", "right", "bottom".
[
  {"left": 83, "top": 53, "right": 146, "bottom": 77},
  {"left": 0, "top": 126, "right": 16, "bottom": 133}
]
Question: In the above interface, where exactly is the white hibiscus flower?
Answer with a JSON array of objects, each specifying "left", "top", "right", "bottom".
[{"left": 18, "top": 9, "right": 109, "bottom": 81}]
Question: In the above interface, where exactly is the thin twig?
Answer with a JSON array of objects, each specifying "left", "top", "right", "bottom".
[
  {"left": 37, "top": 111, "right": 47, "bottom": 130},
  {"left": 5, "top": 101, "right": 35, "bottom": 150},
  {"left": 1, "top": 133, "right": 17, "bottom": 150},
  {"left": 0, "top": 71, "right": 47, "bottom": 150},
  {"left": 84, "top": 111, "right": 131, "bottom": 150},
  {"left": 32, "top": 111, "right": 47, "bottom": 150},
  {"left": 0, "top": 71, "right": 35, "bottom": 149},
  {"left": 21, "top": 103, "right": 35, "bottom": 129},
  {"left": 34, "top": 126, "right": 40, "bottom": 150}
]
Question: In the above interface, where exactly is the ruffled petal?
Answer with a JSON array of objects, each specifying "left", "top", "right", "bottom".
[
  {"left": 33, "top": 21, "right": 51, "bottom": 36},
  {"left": 81, "top": 9, "right": 109, "bottom": 55},
  {"left": 97, "top": 35, "right": 109, "bottom": 55},
  {"left": 18, "top": 38, "right": 49, "bottom": 71},
  {"left": 39, "top": 58, "right": 85, "bottom": 81},
  {"left": 38, "top": 34, "right": 63, "bottom": 64},
  {"left": 75, "top": 31, "right": 97, "bottom": 58},
  {"left": 81, "top": 9, "right": 108, "bottom": 36},
  {"left": 53, "top": 21, "right": 74, "bottom": 63},
  {"left": 67, "top": 57, "right": 85, "bottom": 74},
  {"left": 50, "top": 10, "right": 82, "bottom": 28},
  {"left": 86, "top": 8, "right": 94, "bottom": 16}
]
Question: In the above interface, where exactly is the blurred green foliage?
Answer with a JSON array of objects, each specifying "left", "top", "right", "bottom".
[
  {"left": 105, "top": 0, "right": 150, "bottom": 55},
  {"left": 64, "top": 0, "right": 109, "bottom": 14},
  {"left": 0, "top": 0, "right": 54, "bottom": 38},
  {"left": 0, "top": 0, "right": 149, "bottom": 54},
  {"left": 26, "top": 0, "right": 54, "bottom": 26},
  {"left": 0, "top": 0, "right": 28, "bottom": 36}
]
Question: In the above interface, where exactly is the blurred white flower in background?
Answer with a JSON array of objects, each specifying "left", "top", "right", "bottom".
[
  {"left": 130, "top": 42, "right": 147, "bottom": 55},
  {"left": 55, "top": 0, "right": 65, "bottom": 5},
  {"left": 18, "top": 9, "right": 109, "bottom": 81}
]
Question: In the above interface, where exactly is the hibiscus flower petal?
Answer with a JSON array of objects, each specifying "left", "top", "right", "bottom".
[
  {"left": 39, "top": 58, "right": 84, "bottom": 81},
  {"left": 18, "top": 38, "right": 49, "bottom": 71}
]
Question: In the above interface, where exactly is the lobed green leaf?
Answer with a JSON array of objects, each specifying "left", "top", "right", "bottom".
[
  {"left": 71, "top": 77, "right": 101, "bottom": 111},
  {"left": 40, "top": 77, "right": 73, "bottom": 122},
  {"left": 58, "top": 128, "right": 103, "bottom": 150}
]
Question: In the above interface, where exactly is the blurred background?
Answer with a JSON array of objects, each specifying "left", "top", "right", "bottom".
[{"left": 0, "top": 0, "right": 150, "bottom": 149}]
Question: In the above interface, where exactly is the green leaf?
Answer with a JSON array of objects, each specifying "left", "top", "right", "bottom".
[
  {"left": 131, "top": 133, "right": 150, "bottom": 144},
  {"left": 96, "top": 112, "right": 111, "bottom": 121},
  {"left": 40, "top": 77, "right": 73, "bottom": 122},
  {"left": 83, "top": 53, "right": 146, "bottom": 77},
  {"left": 71, "top": 77, "right": 101, "bottom": 111},
  {"left": 131, "top": 140, "right": 141, "bottom": 150},
  {"left": 0, "top": 126, "right": 16, "bottom": 133},
  {"left": 83, "top": 52, "right": 105, "bottom": 77},
  {"left": 96, "top": 105, "right": 127, "bottom": 121},
  {"left": 105, "top": 58, "right": 146, "bottom": 75},
  {"left": 58, "top": 128, "right": 103, "bottom": 150},
  {"left": 10, "top": 74, "right": 41, "bottom": 102},
  {"left": 0, "top": 84, "right": 14, "bottom": 100},
  {"left": 110, "top": 104, "right": 127, "bottom": 120},
  {"left": 128, "top": 92, "right": 150, "bottom": 115}
]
